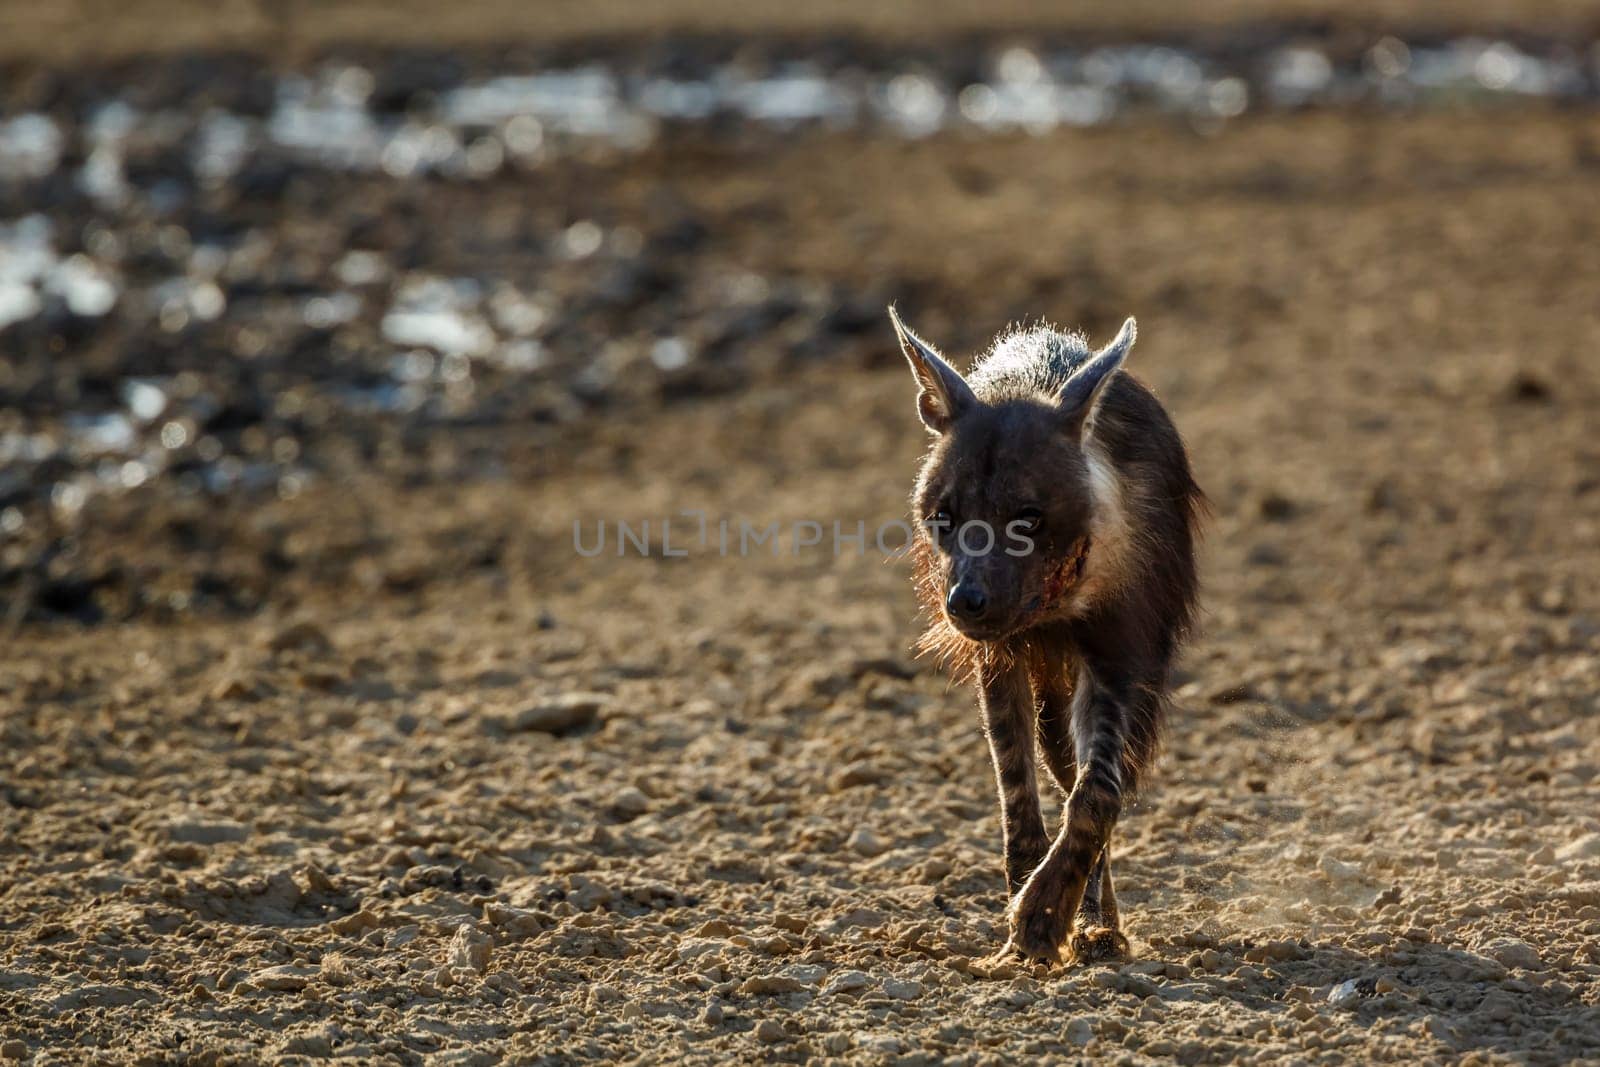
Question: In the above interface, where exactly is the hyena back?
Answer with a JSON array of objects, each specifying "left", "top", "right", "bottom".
[{"left": 891, "top": 307, "right": 1203, "bottom": 966}]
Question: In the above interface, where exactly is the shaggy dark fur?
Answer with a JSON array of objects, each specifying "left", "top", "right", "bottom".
[{"left": 891, "top": 308, "right": 1204, "bottom": 966}]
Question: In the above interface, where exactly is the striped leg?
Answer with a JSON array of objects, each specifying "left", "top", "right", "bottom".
[
  {"left": 1031, "top": 653, "right": 1130, "bottom": 961},
  {"left": 1003, "top": 668, "right": 1126, "bottom": 965},
  {"left": 979, "top": 658, "right": 1049, "bottom": 898},
  {"left": 1029, "top": 649, "right": 1076, "bottom": 799},
  {"left": 1070, "top": 846, "right": 1129, "bottom": 962}
]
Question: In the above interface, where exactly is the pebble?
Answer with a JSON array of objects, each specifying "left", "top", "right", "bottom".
[
  {"left": 1556, "top": 834, "right": 1600, "bottom": 862},
  {"left": 447, "top": 924, "right": 492, "bottom": 974},
  {"left": 846, "top": 827, "right": 887, "bottom": 856},
  {"left": 610, "top": 786, "right": 650, "bottom": 818},
  {"left": 252, "top": 964, "right": 317, "bottom": 992},
  {"left": 1065, "top": 1018, "right": 1094, "bottom": 1046},
  {"left": 1, "top": 1041, "right": 26, "bottom": 1061},
  {"left": 702, "top": 1000, "right": 723, "bottom": 1024},
  {"left": 677, "top": 937, "right": 726, "bottom": 962},
  {"left": 1328, "top": 979, "right": 1362, "bottom": 1007},
  {"left": 755, "top": 1019, "right": 785, "bottom": 1043},
  {"left": 1480, "top": 937, "right": 1541, "bottom": 970},
  {"left": 279, "top": 1035, "right": 334, "bottom": 1057},
  {"left": 823, "top": 970, "right": 871, "bottom": 995},
  {"left": 1477, "top": 990, "right": 1518, "bottom": 1021},
  {"left": 830, "top": 760, "right": 887, "bottom": 790},
  {"left": 1318, "top": 855, "right": 1360, "bottom": 880},
  {"left": 166, "top": 817, "right": 249, "bottom": 845},
  {"left": 781, "top": 964, "right": 828, "bottom": 987},
  {"left": 502, "top": 692, "right": 610, "bottom": 735},
  {"left": 1245, "top": 940, "right": 1303, "bottom": 963},
  {"left": 267, "top": 621, "right": 333, "bottom": 653},
  {"left": 738, "top": 974, "right": 805, "bottom": 996},
  {"left": 882, "top": 978, "right": 923, "bottom": 1000},
  {"left": 825, "top": 908, "right": 887, "bottom": 932}
]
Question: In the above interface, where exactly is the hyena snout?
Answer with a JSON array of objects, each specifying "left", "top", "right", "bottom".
[{"left": 945, "top": 582, "right": 990, "bottom": 624}]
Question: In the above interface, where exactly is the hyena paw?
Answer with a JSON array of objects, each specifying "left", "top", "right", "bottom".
[
  {"left": 993, "top": 904, "right": 1065, "bottom": 969},
  {"left": 991, "top": 931, "right": 1061, "bottom": 970},
  {"left": 1068, "top": 924, "right": 1129, "bottom": 964}
]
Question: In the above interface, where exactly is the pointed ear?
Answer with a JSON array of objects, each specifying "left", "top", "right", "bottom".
[
  {"left": 1058, "top": 317, "right": 1136, "bottom": 438},
  {"left": 888, "top": 306, "right": 976, "bottom": 434}
]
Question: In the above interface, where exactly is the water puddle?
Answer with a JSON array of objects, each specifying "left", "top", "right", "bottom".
[{"left": 1, "top": 32, "right": 1598, "bottom": 526}]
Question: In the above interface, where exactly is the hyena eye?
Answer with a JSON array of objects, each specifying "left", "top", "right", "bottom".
[
  {"left": 1014, "top": 507, "right": 1044, "bottom": 532},
  {"left": 928, "top": 504, "right": 953, "bottom": 530}
]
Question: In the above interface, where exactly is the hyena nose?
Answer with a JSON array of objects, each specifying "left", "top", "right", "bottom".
[{"left": 947, "top": 585, "right": 989, "bottom": 622}]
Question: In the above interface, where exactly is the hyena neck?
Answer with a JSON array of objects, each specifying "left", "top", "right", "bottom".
[{"left": 1044, "top": 441, "right": 1134, "bottom": 623}]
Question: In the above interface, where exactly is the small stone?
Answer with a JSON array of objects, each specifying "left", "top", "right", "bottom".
[
  {"left": 447, "top": 924, "right": 492, "bottom": 974},
  {"left": 611, "top": 786, "right": 650, "bottom": 818},
  {"left": 1328, "top": 979, "right": 1361, "bottom": 1007},
  {"left": 882, "top": 978, "right": 922, "bottom": 1000},
  {"left": 824, "top": 908, "right": 887, "bottom": 932},
  {"left": 1, "top": 1040, "right": 27, "bottom": 1061},
  {"left": 1556, "top": 834, "right": 1600, "bottom": 862},
  {"left": 1477, "top": 990, "right": 1517, "bottom": 1021},
  {"left": 823, "top": 970, "right": 871, "bottom": 995},
  {"left": 267, "top": 620, "right": 333, "bottom": 654},
  {"left": 1258, "top": 491, "right": 1297, "bottom": 521},
  {"left": 702, "top": 1000, "right": 723, "bottom": 1025},
  {"left": 1065, "top": 1018, "right": 1094, "bottom": 1046},
  {"left": 1505, "top": 371, "right": 1552, "bottom": 404},
  {"left": 279, "top": 1035, "right": 333, "bottom": 1057},
  {"left": 676, "top": 937, "right": 726, "bottom": 962},
  {"left": 781, "top": 964, "right": 827, "bottom": 987},
  {"left": 1480, "top": 937, "right": 1541, "bottom": 970},
  {"left": 846, "top": 827, "right": 886, "bottom": 857},
  {"left": 822, "top": 1034, "right": 850, "bottom": 1054},
  {"left": 167, "top": 817, "right": 249, "bottom": 845},
  {"left": 252, "top": 964, "right": 317, "bottom": 992},
  {"left": 502, "top": 692, "right": 609, "bottom": 735},
  {"left": 1318, "top": 855, "right": 1359, "bottom": 880},
  {"left": 738, "top": 975, "right": 804, "bottom": 996},
  {"left": 755, "top": 1019, "right": 785, "bottom": 1043},
  {"left": 772, "top": 913, "right": 809, "bottom": 935},
  {"left": 830, "top": 761, "right": 886, "bottom": 790}
]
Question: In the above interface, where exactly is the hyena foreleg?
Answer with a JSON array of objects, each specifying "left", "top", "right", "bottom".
[
  {"left": 1004, "top": 668, "right": 1127, "bottom": 965},
  {"left": 979, "top": 658, "right": 1050, "bottom": 898},
  {"left": 1030, "top": 653, "right": 1130, "bottom": 961}
]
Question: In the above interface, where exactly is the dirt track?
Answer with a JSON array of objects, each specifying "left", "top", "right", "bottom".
[{"left": 4, "top": 15, "right": 1600, "bottom": 1066}]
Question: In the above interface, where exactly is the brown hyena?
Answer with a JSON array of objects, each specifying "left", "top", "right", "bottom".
[{"left": 889, "top": 307, "right": 1204, "bottom": 967}]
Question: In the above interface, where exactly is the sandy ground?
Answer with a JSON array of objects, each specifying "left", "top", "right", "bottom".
[{"left": 4, "top": 16, "right": 1600, "bottom": 1067}]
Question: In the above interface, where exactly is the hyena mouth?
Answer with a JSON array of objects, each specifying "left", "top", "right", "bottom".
[{"left": 1023, "top": 536, "right": 1092, "bottom": 622}]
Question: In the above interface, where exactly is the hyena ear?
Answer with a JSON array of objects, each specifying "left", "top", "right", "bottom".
[
  {"left": 888, "top": 306, "right": 976, "bottom": 434},
  {"left": 1057, "top": 316, "right": 1136, "bottom": 438}
]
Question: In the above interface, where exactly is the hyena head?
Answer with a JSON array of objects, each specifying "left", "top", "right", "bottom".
[{"left": 891, "top": 307, "right": 1136, "bottom": 643}]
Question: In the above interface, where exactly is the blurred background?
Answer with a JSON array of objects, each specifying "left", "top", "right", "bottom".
[{"left": 1, "top": 0, "right": 1597, "bottom": 621}]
